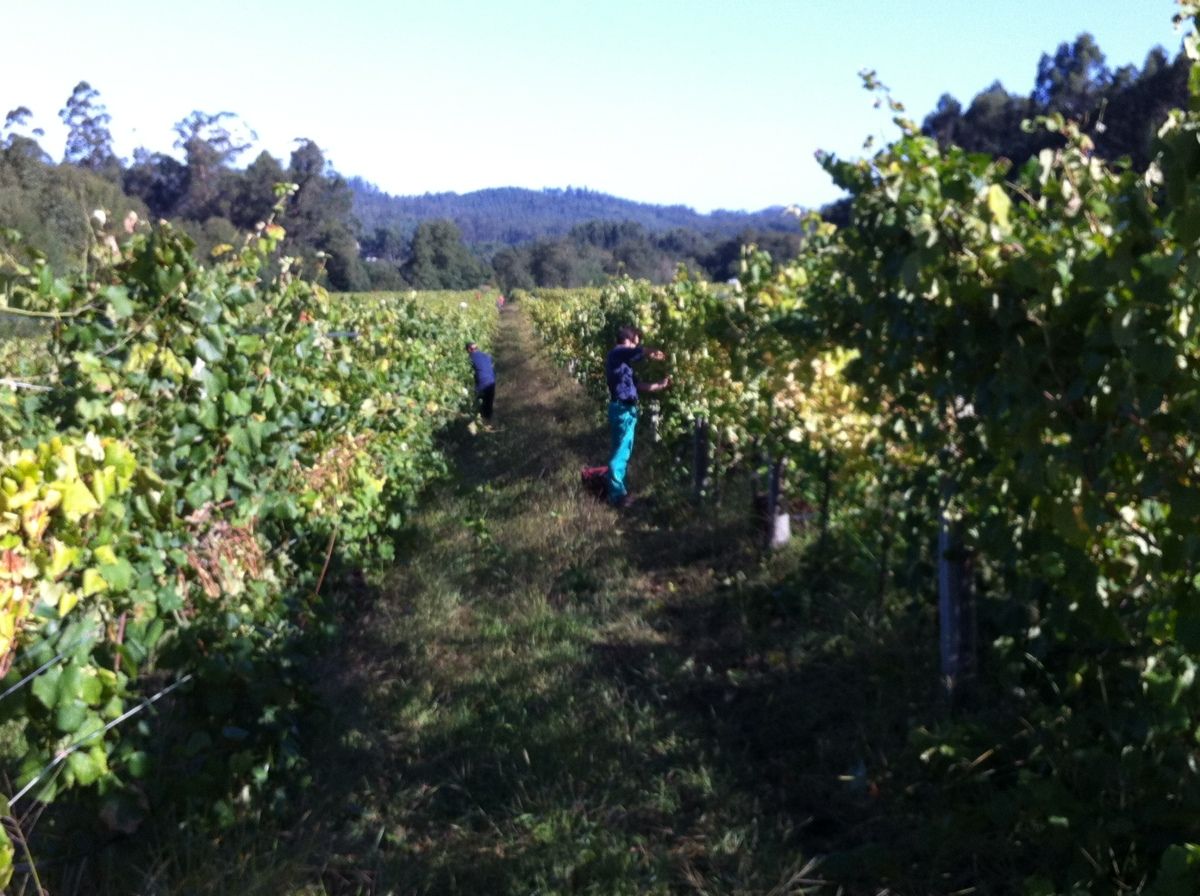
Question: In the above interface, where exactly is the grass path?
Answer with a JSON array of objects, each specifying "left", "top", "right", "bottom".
[
  {"left": 308, "top": 307, "right": 769, "bottom": 894},
  {"left": 166, "top": 308, "right": 933, "bottom": 896}
]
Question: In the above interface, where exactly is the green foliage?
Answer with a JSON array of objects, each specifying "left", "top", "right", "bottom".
[
  {"left": 488, "top": 221, "right": 800, "bottom": 291},
  {"left": 0, "top": 144, "right": 144, "bottom": 275},
  {"left": 0, "top": 206, "right": 497, "bottom": 840},
  {"left": 402, "top": 219, "right": 489, "bottom": 289},
  {"left": 0, "top": 806, "right": 11, "bottom": 891}
]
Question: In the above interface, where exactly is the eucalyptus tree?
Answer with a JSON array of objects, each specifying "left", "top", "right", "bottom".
[{"left": 59, "top": 81, "right": 120, "bottom": 180}]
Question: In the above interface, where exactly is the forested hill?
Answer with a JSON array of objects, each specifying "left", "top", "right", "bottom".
[{"left": 348, "top": 181, "right": 796, "bottom": 246}]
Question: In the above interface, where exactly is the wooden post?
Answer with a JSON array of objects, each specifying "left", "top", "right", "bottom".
[
  {"left": 938, "top": 474, "right": 976, "bottom": 703},
  {"left": 692, "top": 415, "right": 710, "bottom": 501},
  {"left": 877, "top": 507, "right": 893, "bottom": 604},
  {"left": 817, "top": 451, "right": 833, "bottom": 559},
  {"left": 766, "top": 456, "right": 790, "bottom": 549}
]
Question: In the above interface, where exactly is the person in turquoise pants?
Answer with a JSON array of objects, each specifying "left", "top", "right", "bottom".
[{"left": 604, "top": 326, "right": 670, "bottom": 507}]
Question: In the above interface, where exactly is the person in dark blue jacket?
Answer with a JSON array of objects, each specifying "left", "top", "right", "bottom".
[
  {"left": 604, "top": 325, "right": 669, "bottom": 507},
  {"left": 466, "top": 342, "right": 496, "bottom": 423}
]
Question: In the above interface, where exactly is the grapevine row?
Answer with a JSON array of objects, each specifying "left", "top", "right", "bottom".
[
  {"left": 0, "top": 210, "right": 497, "bottom": 880},
  {"left": 524, "top": 7, "right": 1200, "bottom": 888}
]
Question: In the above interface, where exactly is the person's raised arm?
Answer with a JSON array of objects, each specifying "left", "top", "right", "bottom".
[{"left": 637, "top": 375, "right": 671, "bottom": 394}]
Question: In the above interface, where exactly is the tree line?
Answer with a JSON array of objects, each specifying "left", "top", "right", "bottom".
[
  {"left": 925, "top": 35, "right": 1186, "bottom": 169},
  {"left": 0, "top": 32, "right": 1185, "bottom": 292},
  {"left": 2, "top": 91, "right": 366, "bottom": 289},
  {"left": 362, "top": 217, "right": 804, "bottom": 292}
]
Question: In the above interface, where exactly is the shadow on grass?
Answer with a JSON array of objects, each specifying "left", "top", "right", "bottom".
[{"left": 304, "top": 516, "right": 950, "bottom": 895}]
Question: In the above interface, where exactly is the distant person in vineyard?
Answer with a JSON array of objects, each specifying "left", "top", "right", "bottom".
[
  {"left": 605, "top": 326, "right": 670, "bottom": 508},
  {"left": 466, "top": 341, "right": 496, "bottom": 426}
]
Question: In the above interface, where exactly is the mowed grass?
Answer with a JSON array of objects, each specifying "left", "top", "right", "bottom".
[
  {"left": 298, "top": 309, "right": 788, "bottom": 895},
  {"left": 44, "top": 306, "right": 944, "bottom": 896}
]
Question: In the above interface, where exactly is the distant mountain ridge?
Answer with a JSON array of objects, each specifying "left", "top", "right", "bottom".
[{"left": 348, "top": 180, "right": 798, "bottom": 247}]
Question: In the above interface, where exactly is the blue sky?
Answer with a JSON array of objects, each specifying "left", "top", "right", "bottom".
[{"left": 0, "top": 0, "right": 1186, "bottom": 213}]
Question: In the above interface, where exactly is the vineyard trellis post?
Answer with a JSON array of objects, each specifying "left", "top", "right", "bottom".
[
  {"left": 817, "top": 450, "right": 833, "bottom": 559},
  {"left": 938, "top": 470, "right": 976, "bottom": 703},
  {"left": 692, "top": 415, "right": 710, "bottom": 501},
  {"left": 766, "top": 454, "right": 790, "bottom": 550}
]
